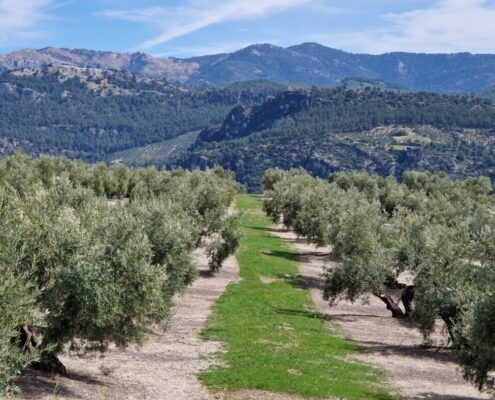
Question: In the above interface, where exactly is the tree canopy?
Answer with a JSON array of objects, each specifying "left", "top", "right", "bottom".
[
  {"left": 0, "top": 154, "right": 241, "bottom": 396},
  {"left": 263, "top": 168, "right": 495, "bottom": 393}
]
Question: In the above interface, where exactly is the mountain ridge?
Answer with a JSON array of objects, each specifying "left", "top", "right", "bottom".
[{"left": 2, "top": 43, "right": 495, "bottom": 92}]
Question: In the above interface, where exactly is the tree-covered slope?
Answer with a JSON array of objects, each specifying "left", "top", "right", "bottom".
[
  {"left": 0, "top": 66, "right": 286, "bottom": 160},
  {"left": 175, "top": 88, "right": 495, "bottom": 191}
]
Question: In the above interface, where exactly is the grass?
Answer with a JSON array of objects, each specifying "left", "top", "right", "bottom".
[
  {"left": 391, "top": 128, "right": 432, "bottom": 145},
  {"left": 201, "top": 194, "right": 394, "bottom": 399}
]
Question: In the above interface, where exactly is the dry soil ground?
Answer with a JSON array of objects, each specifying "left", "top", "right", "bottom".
[
  {"left": 18, "top": 247, "right": 240, "bottom": 400},
  {"left": 272, "top": 225, "right": 491, "bottom": 400},
  {"left": 16, "top": 216, "right": 491, "bottom": 400}
]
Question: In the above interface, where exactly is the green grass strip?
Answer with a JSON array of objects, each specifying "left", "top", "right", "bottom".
[{"left": 201, "top": 194, "right": 394, "bottom": 399}]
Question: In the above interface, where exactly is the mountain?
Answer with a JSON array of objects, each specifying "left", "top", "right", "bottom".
[
  {"left": 0, "top": 47, "right": 197, "bottom": 82},
  {"left": 2, "top": 43, "right": 495, "bottom": 92},
  {"left": 2, "top": 62, "right": 495, "bottom": 191},
  {"left": 479, "top": 85, "right": 495, "bottom": 101},
  {"left": 0, "top": 65, "right": 286, "bottom": 159},
  {"left": 175, "top": 87, "right": 495, "bottom": 191},
  {"left": 187, "top": 43, "right": 495, "bottom": 92}
]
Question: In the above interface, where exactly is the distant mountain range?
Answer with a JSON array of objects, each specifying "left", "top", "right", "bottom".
[
  {"left": 2, "top": 43, "right": 495, "bottom": 92},
  {"left": 1, "top": 63, "right": 494, "bottom": 190}
]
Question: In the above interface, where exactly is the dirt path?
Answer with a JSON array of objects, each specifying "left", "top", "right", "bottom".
[
  {"left": 18, "top": 247, "right": 240, "bottom": 400},
  {"left": 272, "top": 226, "right": 490, "bottom": 400}
]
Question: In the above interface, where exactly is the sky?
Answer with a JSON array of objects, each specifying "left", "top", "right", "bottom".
[{"left": 1, "top": 0, "right": 495, "bottom": 57}]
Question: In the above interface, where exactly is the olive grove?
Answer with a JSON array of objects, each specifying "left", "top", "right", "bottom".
[
  {"left": 263, "top": 168, "right": 495, "bottom": 393},
  {"left": 0, "top": 154, "right": 241, "bottom": 396}
]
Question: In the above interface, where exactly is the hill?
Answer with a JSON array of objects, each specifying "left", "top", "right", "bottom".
[
  {"left": 479, "top": 85, "right": 495, "bottom": 101},
  {"left": 2, "top": 65, "right": 495, "bottom": 190},
  {"left": 2, "top": 43, "right": 495, "bottom": 92},
  {"left": 0, "top": 47, "right": 196, "bottom": 82},
  {"left": 175, "top": 87, "right": 495, "bottom": 191},
  {"left": 0, "top": 66, "right": 286, "bottom": 159}
]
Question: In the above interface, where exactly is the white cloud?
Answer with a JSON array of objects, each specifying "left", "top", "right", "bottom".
[
  {"left": 100, "top": 0, "right": 311, "bottom": 50},
  {"left": 310, "top": 0, "right": 495, "bottom": 54},
  {"left": 0, "top": 0, "right": 55, "bottom": 44}
]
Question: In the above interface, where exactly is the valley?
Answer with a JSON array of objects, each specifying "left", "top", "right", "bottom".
[
  {"left": 1, "top": 63, "right": 494, "bottom": 191},
  {"left": 1, "top": 37, "right": 495, "bottom": 400}
]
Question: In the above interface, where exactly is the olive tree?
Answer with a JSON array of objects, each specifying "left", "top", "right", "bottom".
[
  {"left": 263, "top": 168, "right": 495, "bottom": 392},
  {"left": 0, "top": 155, "right": 241, "bottom": 391},
  {"left": 0, "top": 187, "right": 168, "bottom": 371},
  {"left": 0, "top": 250, "right": 40, "bottom": 396}
]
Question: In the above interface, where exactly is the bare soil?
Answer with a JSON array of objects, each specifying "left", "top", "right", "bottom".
[
  {"left": 272, "top": 225, "right": 490, "bottom": 400},
  {"left": 16, "top": 213, "right": 490, "bottom": 400},
  {"left": 211, "top": 390, "right": 332, "bottom": 400},
  {"left": 17, "top": 247, "right": 240, "bottom": 400}
]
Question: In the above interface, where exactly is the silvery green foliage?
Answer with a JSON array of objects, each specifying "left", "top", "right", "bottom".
[
  {"left": 207, "top": 214, "right": 243, "bottom": 272},
  {"left": 0, "top": 155, "right": 240, "bottom": 395},
  {"left": 0, "top": 256, "right": 40, "bottom": 397},
  {"left": 262, "top": 168, "right": 495, "bottom": 392}
]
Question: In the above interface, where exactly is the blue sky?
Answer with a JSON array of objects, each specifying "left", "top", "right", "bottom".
[{"left": 1, "top": 0, "right": 495, "bottom": 57}]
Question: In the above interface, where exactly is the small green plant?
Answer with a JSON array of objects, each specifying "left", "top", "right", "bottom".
[{"left": 98, "top": 364, "right": 115, "bottom": 377}]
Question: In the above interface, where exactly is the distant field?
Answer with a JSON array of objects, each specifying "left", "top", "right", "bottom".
[{"left": 107, "top": 131, "right": 199, "bottom": 166}]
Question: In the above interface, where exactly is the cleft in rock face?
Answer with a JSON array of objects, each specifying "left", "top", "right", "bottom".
[{"left": 196, "top": 90, "right": 311, "bottom": 145}]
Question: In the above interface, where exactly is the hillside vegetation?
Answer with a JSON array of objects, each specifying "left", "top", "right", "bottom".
[
  {"left": 178, "top": 87, "right": 495, "bottom": 191},
  {"left": 1, "top": 66, "right": 495, "bottom": 192},
  {"left": 0, "top": 67, "right": 286, "bottom": 159}
]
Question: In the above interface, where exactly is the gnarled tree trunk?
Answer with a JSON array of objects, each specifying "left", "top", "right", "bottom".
[
  {"left": 401, "top": 285, "right": 415, "bottom": 317},
  {"left": 15, "top": 325, "right": 67, "bottom": 376},
  {"left": 376, "top": 294, "right": 405, "bottom": 318}
]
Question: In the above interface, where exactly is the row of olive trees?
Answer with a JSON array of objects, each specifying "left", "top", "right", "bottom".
[
  {"left": 263, "top": 168, "right": 495, "bottom": 393},
  {"left": 0, "top": 154, "right": 242, "bottom": 397}
]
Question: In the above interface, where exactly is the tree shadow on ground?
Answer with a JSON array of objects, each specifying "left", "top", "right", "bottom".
[
  {"left": 278, "top": 272, "right": 325, "bottom": 290},
  {"left": 356, "top": 340, "right": 458, "bottom": 363},
  {"left": 260, "top": 250, "right": 299, "bottom": 262},
  {"left": 276, "top": 307, "right": 381, "bottom": 321},
  {"left": 19, "top": 368, "right": 106, "bottom": 399},
  {"left": 245, "top": 225, "right": 287, "bottom": 234},
  {"left": 275, "top": 307, "right": 457, "bottom": 364},
  {"left": 410, "top": 394, "right": 485, "bottom": 400},
  {"left": 198, "top": 269, "right": 216, "bottom": 278}
]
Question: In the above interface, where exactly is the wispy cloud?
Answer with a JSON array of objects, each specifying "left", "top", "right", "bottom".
[
  {"left": 154, "top": 41, "right": 256, "bottom": 57},
  {"left": 100, "top": 0, "right": 311, "bottom": 50},
  {"left": 0, "top": 0, "right": 55, "bottom": 45},
  {"left": 308, "top": 0, "right": 495, "bottom": 54}
]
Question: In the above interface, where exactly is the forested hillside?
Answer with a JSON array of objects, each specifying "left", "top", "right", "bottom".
[
  {"left": 1, "top": 66, "right": 495, "bottom": 191},
  {"left": 177, "top": 87, "right": 495, "bottom": 191},
  {"left": 0, "top": 66, "right": 286, "bottom": 160}
]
